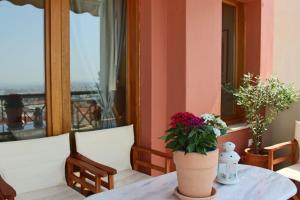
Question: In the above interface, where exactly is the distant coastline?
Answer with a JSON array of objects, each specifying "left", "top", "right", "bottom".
[{"left": 0, "top": 81, "right": 96, "bottom": 95}]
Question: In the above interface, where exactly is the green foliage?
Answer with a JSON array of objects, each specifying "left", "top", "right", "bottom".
[
  {"left": 161, "top": 113, "right": 227, "bottom": 155},
  {"left": 232, "top": 73, "right": 300, "bottom": 153},
  {"left": 162, "top": 124, "right": 217, "bottom": 155}
]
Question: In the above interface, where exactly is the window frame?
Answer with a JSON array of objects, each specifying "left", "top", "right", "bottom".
[
  {"left": 44, "top": 0, "right": 140, "bottom": 142},
  {"left": 45, "top": 0, "right": 71, "bottom": 136},
  {"left": 221, "top": 0, "right": 245, "bottom": 124}
]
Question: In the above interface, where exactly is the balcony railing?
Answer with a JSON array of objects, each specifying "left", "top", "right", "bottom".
[
  {"left": 70, "top": 90, "right": 101, "bottom": 131},
  {"left": 0, "top": 91, "right": 103, "bottom": 141}
]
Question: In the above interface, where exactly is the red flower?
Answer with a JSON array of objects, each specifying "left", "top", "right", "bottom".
[{"left": 170, "top": 112, "right": 204, "bottom": 128}]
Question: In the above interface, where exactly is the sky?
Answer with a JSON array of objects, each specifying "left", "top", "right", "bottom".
[{"left": 0, "top": 0, "right": 100, "bottom": 91}]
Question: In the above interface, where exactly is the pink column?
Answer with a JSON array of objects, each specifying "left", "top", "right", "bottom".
[
  {"left": 149, "top": 0, "right": 168, "bottom": 151},
  {"left": 140, "top": 0, "right": 171, "bottom": 152},
  {"left": 166, "top": 0, "right": 187, "bottom": 120},
  {"left": 244, "top": 0, "right": 261, "bottom": 75},
  {"left": 140, "top": 0, "right": 223, "bottom": 169},
  {"left": 139, "top": 0, "right": 274, "bottom": 174},
  {"left": 244, "top": 0, "right": 274, "bottom": 78},
  {"left": 260, "top": 0, "right": 274, "bottom": 79},
  {"left": 186, "top": 0, "right": 222, "bottom": 115}
]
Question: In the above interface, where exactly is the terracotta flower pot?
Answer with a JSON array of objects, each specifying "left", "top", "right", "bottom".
[
  {"left": 173, "top": 149, "right": 219, "bottom": 198},
  {"left": 243, "top": 148, "right": 268, "bottom": 168}
]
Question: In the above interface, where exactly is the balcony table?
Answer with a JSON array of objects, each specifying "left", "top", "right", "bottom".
[{"left": 85, "top": 164, "right": 297, "bottom": 200}]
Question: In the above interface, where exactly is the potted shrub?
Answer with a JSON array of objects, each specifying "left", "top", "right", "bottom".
[
  {"left": 231, "top": 74, "right": 299, "bottom": 167},
  {"left": 4, "top": 94, "right": 24, "bottom": 130},
  {"left": 161, "top": 112, "right": 227, "bottom": 199}
]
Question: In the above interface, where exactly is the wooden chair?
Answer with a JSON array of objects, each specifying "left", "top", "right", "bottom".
[
  {"left": 0, "top": 134, "right": 107, "bottom": 200},
  {"left": 265, "top": 121, "right": 300, "bottom": 200},
  {"left": 73, "top": 125, "right": 173, "bottom": 192}
]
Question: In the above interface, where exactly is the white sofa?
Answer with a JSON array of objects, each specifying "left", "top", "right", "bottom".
[
  {"left": 74, "top": 125, "right": 172, "bottom": 190},
  {"left": 0, "top": 134, "right": 104, "bottom": 200}
]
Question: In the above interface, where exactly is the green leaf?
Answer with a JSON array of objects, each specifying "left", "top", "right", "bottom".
[
  {"left": 178, "top": 135, "right": 186, "bottom": 146},
  {"left": 166, "top": 141, "right": 177, "bottom": 150},
  {"left": 165, "top": 133, "right": 176, "bottom": 142},
  {"left": 186, "top": 144, "right": 196, "bottom": 153},
  {"left": 160, "top": 135, "right": 168, "bottom": 140}
]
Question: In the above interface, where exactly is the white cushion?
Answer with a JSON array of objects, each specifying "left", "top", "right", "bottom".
[
  {"left": 0, "top": 134, "right": 70, "bottom": 194},
  {"left": 16, "top": 184, "right": 84, "bottom": 200},
  {"left": 277, "top": 162, "right": 300, "bottom": 182},
  {"left": 75, "top": 125, "right": 134, "bottom": 171}
]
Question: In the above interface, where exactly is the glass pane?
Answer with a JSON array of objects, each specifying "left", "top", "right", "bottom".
[
  {"left": 221, "top": 4, "right": 236, "bottom": 118},
  {"left": 70, "top": 0, "right": 126, "bottom": 131},
  {"left": 0, "top": 0, "right": 46, "bottom": 142}
]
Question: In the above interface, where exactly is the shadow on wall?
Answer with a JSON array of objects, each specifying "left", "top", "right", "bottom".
[{"left": 270, "top": 100, "right": 300, "bottom": 144}]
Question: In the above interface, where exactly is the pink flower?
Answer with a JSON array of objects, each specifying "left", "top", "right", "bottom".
[{"left": 170, "top": 112, "right": 204, "bottom": 128}]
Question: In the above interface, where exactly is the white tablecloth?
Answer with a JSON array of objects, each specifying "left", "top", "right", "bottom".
[{"left": 85, "top": 164, "right": 297, "bottom": 200}]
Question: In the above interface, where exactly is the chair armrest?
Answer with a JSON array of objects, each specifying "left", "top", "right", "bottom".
[
  {"left": 71, "top": 153, "right": 117, "bottom": 175},
  {"left": 265, "top": 139, "right": 298, "bottom": 170},
  {"left": 265, "top": 140, "right": 296, "bottom": 152},
  {"left": 66, "top": 156, "right": 110, "bottom": 194},
  {"left": 67, "top": 157, "right": 108, "bottom": 177},
  {"left": 132, "top": 146, "right": 172, "bottom": 159},
  {"left": 0, "top": 176, "right": 16, "bottom": 200},
  {"left": 132, "top": 145, "right": 173, "bottom": 174}
]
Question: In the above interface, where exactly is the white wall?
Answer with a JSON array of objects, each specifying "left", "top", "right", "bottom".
[{"left": 270, "top": 0, "right": 300, "bottom": 144}]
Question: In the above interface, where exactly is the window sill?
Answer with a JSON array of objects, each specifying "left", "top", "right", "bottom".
[{"left": 227, "top": 123, "right": 249, "bottom": 133}]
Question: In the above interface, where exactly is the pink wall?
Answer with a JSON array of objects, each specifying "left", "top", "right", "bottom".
[
  {"left": 260, "top": 0, "right": 274, "bottom": 79},
  {"left": 244, "top": 0, "right": 261, "bottom": 75},
  {"left": 139, "top": 0, "right": 274, "bottom": 174},
  {"left": 166, "top": 0, "right": 187, "bottom": 123},
  {"left": 140, "top": 0, "right": 189, "bottom": 152},
  {"left": 150, "top": 0, "right": 168, "bottom": 152},
  {"left": 244, "top": 0, "right": 274, "bottom": 78},
  {"left": 141, "top": 0, "right": 223, "bottom": 150},
  {"left": 140, "top": 0, "right": 223, "bottom": 173},
  {"left": 186, "top": 0, "right": 222, "bottom": 115}
]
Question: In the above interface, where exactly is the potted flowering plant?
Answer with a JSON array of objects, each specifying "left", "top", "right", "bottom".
[{"left": 161, "top": 112, "right": 227, "bottom": 199}]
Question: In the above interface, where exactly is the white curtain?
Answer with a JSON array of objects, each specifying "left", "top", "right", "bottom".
[{"left": 96, "top": 0, "right": 125, "bottom": 128}]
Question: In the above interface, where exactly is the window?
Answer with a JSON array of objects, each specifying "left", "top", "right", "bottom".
[
  {"left": 70, "top": 0, "right": 127, "bottom": 131},
  {"left": 0, "top": 0, "right": 46, "bottom": 141},
  {"left": 221, "top": 0, "right": 244, "bottom": 123},
  {"left": 0, "top": 0, "right": 139, "bottom": 141}
]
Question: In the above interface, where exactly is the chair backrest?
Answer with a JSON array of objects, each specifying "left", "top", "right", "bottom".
[
  {"left": 295, "top": 121, "right": 300, "bottom": 142},
  {"left": 0, "top": 134, "right": 70, "bottom": 194},
  {"left": 75, "top": 125, "right": 134, "bottom": 172},
  {"left": 295, "top": 121, "right": 300, "bottom": 153}
]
